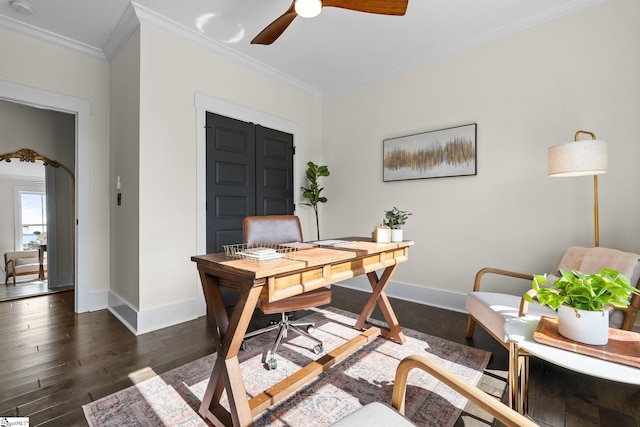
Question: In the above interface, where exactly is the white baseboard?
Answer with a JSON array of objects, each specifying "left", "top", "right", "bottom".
[
  {"left": 107, "top": 290, "right": 200, "bottom": 335},
  {"left": 136, "top": 298, "right": 199, "bottom": 335},
  {"left": 107, "top": 291, "right": 137, "bottom": 334},
  {"left": 98, "top": 275, "right": 467, "bottom": 335},
  {"left": 88, "top": 288, "right": 109, "bottom": 311},
  {"left": 335, "top": 275, "right": 468, "bottom": 313}
]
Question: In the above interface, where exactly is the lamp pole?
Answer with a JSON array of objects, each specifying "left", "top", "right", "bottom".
[{"left": 574, "top": 130, "right": 599, "bottom": 247}]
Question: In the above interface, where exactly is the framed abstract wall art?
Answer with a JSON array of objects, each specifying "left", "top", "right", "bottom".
[{"left": 383, "top": 123, "right": 477, "bottom": 181}]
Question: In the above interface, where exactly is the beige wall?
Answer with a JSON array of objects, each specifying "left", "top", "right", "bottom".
[
  {"left": 132, "top": 24, "right": 322, "bottom": 321},
  {"left": 0, "top": 28, "right": 111, "bottom": 302},
  {"left": 322, "top": 0, "right": 640, "bottom": 303},
  {"left": 110, "top": 28, "right": 141, "bottom": 310}
]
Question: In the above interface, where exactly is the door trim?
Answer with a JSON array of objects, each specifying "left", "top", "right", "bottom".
[
  {"left": 0, "top": 79, "right": 90, "bottom": 313},
  {"left": 194, "top": 93, "right": 300, "bottom": 315}
]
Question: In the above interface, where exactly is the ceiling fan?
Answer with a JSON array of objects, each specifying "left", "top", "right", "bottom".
[{"left": 251, "top": 0, "right": 409, "bottom": 45}]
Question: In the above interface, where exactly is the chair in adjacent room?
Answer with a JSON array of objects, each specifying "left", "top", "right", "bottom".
[
  {"left": 242, "top": 215, "right": 332, "bottom": 370},
  {"left": 331, "top": 354, "right": 538, "bottom": 427},
  {"left": 465, "top": 246, "right": 640, "bottom": 348},
  {"left": 4, "top": 248, "right": 46, "bottom": 286}
]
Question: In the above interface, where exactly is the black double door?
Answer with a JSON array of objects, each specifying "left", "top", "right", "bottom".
[{"left": 205, "top": 112, "right": 294, "bottom": 255}]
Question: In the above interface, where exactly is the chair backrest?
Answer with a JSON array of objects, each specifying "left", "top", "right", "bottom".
[
  {"left": 556, "top": 246, "right": 640, "bottom": 285},
  {"left": 556, "top": 246, "right": 640, "bottom": 330},
  {"left": 5, "top": 250, "right": 39, "bottom": 264},
  {"left": 243, "top": 215, "right": 303, "bottom": 246}
]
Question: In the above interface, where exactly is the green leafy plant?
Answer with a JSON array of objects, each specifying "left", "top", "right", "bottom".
[
  {"left": 301, "top": 161, "right": 330, "bottom": 240},
  {"left": 384, "top": 207, "right": 412, "bottom": 229},
  {"left": 525, "top": 269, "right": 640, "bottom": 312}
]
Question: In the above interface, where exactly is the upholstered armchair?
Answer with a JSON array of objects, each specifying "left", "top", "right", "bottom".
[
  {"left": 465, "top": 246, "right": 640, "bottom": 348},
  {"left": 4, "top": 247, "right": 47, "bottom": 286}
]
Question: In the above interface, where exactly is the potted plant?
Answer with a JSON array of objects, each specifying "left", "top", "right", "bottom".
[
  {"left": 301, "top": 161, "right": 330, "bottom": 240},
  {"left": 525, "top": 269, "right": 640, "bottom": 345},
  {"left": 384, "top": 207, "right": 412, "bottom": 242}
]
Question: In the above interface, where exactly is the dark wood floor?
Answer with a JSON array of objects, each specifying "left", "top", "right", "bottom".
[{"left": 0, "top": 286, "right": 638, "bottom": 426}]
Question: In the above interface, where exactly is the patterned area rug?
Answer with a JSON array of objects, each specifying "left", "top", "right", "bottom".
[{"left": 83, "top": 307, "right": 490, "bottom": 426}]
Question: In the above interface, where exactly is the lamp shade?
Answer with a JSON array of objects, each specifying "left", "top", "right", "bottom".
[
  {"left": 295, "top": 0, "right": 322, "bottom": 17},
  {"left": 548, "top": 139, "right": 608, "bottom": 177}
]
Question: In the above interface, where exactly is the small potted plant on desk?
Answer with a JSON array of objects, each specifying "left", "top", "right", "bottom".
[
  {"left": 525, "top": 269, "right": 640, "bottom": 345},
  {"left": 384, "top": 207, "right": 412, "bottom": 243}
]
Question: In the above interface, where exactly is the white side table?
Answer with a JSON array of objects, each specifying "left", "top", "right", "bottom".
[{"left": 504, "top": 317, "right": 640, "bottom": 414}]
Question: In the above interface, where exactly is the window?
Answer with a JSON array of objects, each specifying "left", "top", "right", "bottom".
[{"left": 14, "top": 187, "right": 47, "bottom": 250}]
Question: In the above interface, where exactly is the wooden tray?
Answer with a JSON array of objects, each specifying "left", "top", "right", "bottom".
[{"left": 534, "top": 316, "right": 640, "bottom": 369}]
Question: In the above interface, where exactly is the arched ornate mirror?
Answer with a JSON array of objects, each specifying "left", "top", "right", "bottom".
[{"left": 0, "top": 149, "right": 75, "bottom": 295}]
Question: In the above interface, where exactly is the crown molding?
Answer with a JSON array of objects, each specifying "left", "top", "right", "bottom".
[
  {"left": 0, "top": 13, "right": 106, "bottom": 61},
  {"left": 103, "top": 2, "right": 140, "bottom": 61},
  {"left": 130, "top": 2, "right": 322, "bottom": 99}
]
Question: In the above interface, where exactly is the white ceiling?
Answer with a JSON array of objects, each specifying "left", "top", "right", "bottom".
[{"left": 0, "top": 0, "right": 604, "bottom": 96}]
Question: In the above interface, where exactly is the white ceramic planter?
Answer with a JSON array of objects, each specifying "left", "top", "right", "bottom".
[
  {"left": 390, "top": 229, "right": 403, "bottom": 242},
  {"left": 557, "top": 304, "right": 609, "bottom": 345}
]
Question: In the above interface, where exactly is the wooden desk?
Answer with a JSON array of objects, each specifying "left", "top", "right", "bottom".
[{"left": 191, "top": 239, "right": 413, "bottom": 427}]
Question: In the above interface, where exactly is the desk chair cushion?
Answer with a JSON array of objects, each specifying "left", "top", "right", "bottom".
[{"left": 331, "top": 402, "right": 416, "bottom": 427}]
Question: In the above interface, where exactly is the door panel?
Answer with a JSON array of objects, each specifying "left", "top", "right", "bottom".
[
  {"left": 255, "top": 125, "right": 294, "bottom": 216},
  {"left": 206, "top": 113, "right": 255, "bottom": 254},
  {"left": 206, "top": 116, "right": 294, "bottom": 250}
]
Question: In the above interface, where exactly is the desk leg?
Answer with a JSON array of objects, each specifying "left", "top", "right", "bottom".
[
  {"left": 199, "top": 274, "right": 264, "bottom": 427},
  {"left": 354, "top": 265, "right": 406, "bottom": 344}
]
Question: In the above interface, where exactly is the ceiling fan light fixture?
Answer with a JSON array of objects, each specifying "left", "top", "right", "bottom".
[{"left": 294, "top": 0, "right": 322, "bottom": 18}]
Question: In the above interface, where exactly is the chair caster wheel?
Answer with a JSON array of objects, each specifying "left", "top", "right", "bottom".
[
  {"left": 313, "top": 344, "right": 323, "bottom": 355},
  {"left": 306, "top": 325, "right": 315, "bottom": 334},
  {"left": 268, "top": 358, "right": 277, "bottom": 370},
  {"left": 240, "top": 340, "right": 248, "bottom": 351}
]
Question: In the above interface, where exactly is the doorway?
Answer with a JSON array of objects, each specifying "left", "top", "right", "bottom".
[
  {"left": 195, "top": 94, "right": 301, "bottom": 315},
  {"left": 205, "top": 112, "right": 295, "bottom": 254},
  {"left": 0, "top": 79, "right": 90, "bottom": 312},
  {"left": 205, "top": 112, "right": 294, "bottom": 306},
  {"left": 0, "top": 105, "right": 76, "bottom": 302}
]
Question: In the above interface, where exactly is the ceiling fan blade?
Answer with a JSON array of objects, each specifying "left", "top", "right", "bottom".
[
  {"left": 322, "top": 0, "right": 408, "bottom": 15},
  {"left": 251, "top": 2, "right": 298, "bottom": 45}
]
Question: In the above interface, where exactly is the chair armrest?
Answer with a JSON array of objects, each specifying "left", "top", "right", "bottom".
[
  {"left": 391, "top": 355, "right": 538, "bottom": 427},
  {"left": 620, "top": 292, "right": 640, "bottom": 330},
  {"left": 5, "top": 259, "right": 15, "bottom": 275},
  {"left": 472, "top": 267, "right": 533, "bottom": 292}
]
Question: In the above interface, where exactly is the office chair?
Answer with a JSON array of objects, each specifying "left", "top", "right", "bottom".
[{"left": 242, "top": 215, "right": 332, "bottom": 370}]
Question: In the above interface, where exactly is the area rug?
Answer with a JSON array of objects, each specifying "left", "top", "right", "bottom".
[{"left": 83, "top": 307, "right": 490, "bottom": 427}]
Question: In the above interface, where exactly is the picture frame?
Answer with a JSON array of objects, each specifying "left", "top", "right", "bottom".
[{"left": 383, "top": 123, "right": 477, "bottom": 182}]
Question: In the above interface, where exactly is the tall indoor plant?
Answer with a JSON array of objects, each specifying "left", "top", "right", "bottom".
[
  {"left": 525, "top": 268, "right": 640, "bottom": 344},
  {"left": 301, "top": 161, "right": 330, "bottom": 240},
  {"left": 384, "top": 207, "right": 412, "bottom": 242}
]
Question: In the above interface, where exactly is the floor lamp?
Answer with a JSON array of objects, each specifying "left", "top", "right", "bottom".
[{"left": 548, "top": 130, "right": 608, "bottom": 247}]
